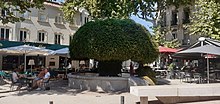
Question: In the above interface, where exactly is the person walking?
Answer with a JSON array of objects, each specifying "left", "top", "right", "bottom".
[{"left": 130, "top": 62, "right": 134, "bottom": 76}]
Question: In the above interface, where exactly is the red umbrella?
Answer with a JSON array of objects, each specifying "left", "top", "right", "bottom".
[{"left": 159, "top": 46, "right": 178, "bottom": 53}]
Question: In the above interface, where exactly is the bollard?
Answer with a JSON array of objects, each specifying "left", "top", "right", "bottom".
[
  {"left": 121, "top": 96, "right": 124, "bottom": 104},
  {"left": 49, "top": 101, "right": 53, "bottom": 104}
]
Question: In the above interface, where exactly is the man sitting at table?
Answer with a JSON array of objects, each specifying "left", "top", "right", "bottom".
[
  {"left": 31, "top": 68, "right": 46, "bottom": 89},
  {"left": 12, "top": 68, "right": 25, "bottom": 90},
  {"left": 36, "top": 68, "right": 50, "bottom": 90}
]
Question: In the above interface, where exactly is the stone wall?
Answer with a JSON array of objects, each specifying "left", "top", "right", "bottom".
[{"left": 68, "top": 74, "right": 148, "bottom": 92}]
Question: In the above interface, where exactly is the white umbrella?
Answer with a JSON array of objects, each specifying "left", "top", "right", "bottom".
[
  {"left": 50, "top": 47, "right": 69, "bottom": 77},
  {"left": 0, "top": 45, "right": 54, "bottom": 72},
  {"left": 52, "top": 47, "right": 69, "bottom": 55}
]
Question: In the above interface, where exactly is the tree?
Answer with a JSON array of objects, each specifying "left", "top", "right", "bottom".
[
  {"left": 152, "top": 26, "right": 180, "bottom": 48},
  {"left": 62, "top": 0, "right": 133, "bottom": 22},
  {"left": 0, "top": 0, "right": 45, "bottom": 24},
  {"left": 70, "top": 19, "right": 159, "bottom": 76},
  {"left": 131, "top": 0, "right": 192, "bottom": 27},
  {"left": 189, "top": 0, "right": 220, "bottom": 40},
  {"left": 132, "top": 0, "right": 192, "bottom": 48},
  {"left": 62, "top": 0, "right": 191, "bottom": 48}
]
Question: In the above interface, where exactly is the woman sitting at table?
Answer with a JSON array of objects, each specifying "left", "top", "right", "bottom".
[
  {"left": 32, "top": 68, "right": 46, "bottom": 89},
  {"left": 36, "top": 68, "right": 50, "bottom": 90}
]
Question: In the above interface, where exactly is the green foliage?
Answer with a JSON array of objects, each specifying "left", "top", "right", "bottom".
[
  {"left": 132, "top": 0, "right": 192, "bottom": 26},
  {"left": 62, "top": 0, "right": 133, "bottom": 21},
  {"left": 189, "top": 0, "right": 220, "bottom": 40},
  {"left": 0, "top": 0, "right": 45, "bottom": 24},
  {"left": 69, "top": 19, "right": 159, "bottom": 64},
  {"left": 152, "top": 26, "right": 180, "bottom": 48},
  {"left": 62, "top": 0, "right": 192, "bottom": 26}
]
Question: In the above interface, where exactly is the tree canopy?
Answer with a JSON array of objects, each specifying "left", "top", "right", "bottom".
[
  {"left": 63, "top": 0, "right": 193, "bottom": 48},
  {"left": 0, "top": 0, "right": 45, "bottom": 24},
  {"left": 152, "top": 27, "right": 180, "bottom": 48},
  {"left": 69, "top": 19, "right": 159, "bottom": 64},
  {"left": 62, "top": 0, "right": 193, "bottom": 26},
  {"left": 62, "top": 0, "right": 133, "bottom": 22},
  {"left": 189, "top": 0, "right": 220, "bottom": 40}
]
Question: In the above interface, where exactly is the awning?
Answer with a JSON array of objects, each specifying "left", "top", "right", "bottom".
[
  {"left": 0, "top": 40, "right": 23, "bottom": 48},
  {"left": 0, "top": 40, "right": 68, "bottom": 50},
  {"left": 159, "top": 46, "right": 178, "bottom": 53}
]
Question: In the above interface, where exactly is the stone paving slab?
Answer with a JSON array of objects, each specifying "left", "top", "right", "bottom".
[{"left": 1, "top": 78, "right": 220, "bottom": 104}]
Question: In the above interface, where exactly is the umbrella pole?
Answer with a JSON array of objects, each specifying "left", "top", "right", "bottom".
[
  {"left": 207, "top": 54, "right": 209, "bottom": 84},
  {"left": 24, "top": 54, "right": 27, "bottom": 72},
  {"left": 65, "top": 57, "right": 68, "bottom": 79}
]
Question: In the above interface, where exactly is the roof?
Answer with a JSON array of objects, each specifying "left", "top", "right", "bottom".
[
  {"left": 186, "top": 37, "right": 220, "bottom": 49},
  {"left": 173, "top": 37, "right": 220, "bottom": 58},
  {"left": 44, "top": 1, "right": 62, "bottom": 8}
]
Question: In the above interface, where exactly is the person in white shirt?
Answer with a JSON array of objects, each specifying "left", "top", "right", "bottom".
[
  {"left": 12, "top": 68, "right": 24, "bottom": 90},
  {"left": 36, "top": 68, "right": 50, "bottom": 90}
]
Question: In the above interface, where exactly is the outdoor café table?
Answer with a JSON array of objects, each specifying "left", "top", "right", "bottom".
[{"left": 25, "top": 76, "right": 36, "bottom": 88}]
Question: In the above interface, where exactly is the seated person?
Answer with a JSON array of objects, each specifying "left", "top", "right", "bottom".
[
  {"left": 32, "top": 68, "right": 46, "bottom": 89},
  {"left": 0, "top": 69, "right": 6, "bottom": 78},
  {"left": 12, "top": 68, "right": 25, "bottom": 90},
  {"left": 36, "top": 68, "right": 50, "bottom": 90}
]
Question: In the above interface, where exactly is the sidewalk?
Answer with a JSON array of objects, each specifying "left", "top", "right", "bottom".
[{"left": 1, "top": 78, "right": 220, "bottom": 104}]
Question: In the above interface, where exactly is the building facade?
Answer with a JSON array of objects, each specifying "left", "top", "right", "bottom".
[
  {"left": 161, "top": 5, "right": 199, "bottom": 47},
  {"left": 0, "top": 1, "right": 89, "bottom": 45},
  {"left": 0, "top": 1, "right": 89, "bottom": 70}
]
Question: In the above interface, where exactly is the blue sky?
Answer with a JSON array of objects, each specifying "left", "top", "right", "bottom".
[{"left": 130, "top": 15, "right": 153, "bottom": 33}]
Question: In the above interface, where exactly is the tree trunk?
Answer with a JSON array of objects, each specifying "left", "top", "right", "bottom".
[{"left": 98, "top": 60, "right": 122, "bottom": 77}]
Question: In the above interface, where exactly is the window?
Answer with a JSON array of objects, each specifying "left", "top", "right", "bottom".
[
  {"left": 49, "top": 62, "right": 55, "bottom": 66},
  {"left": 55, "top": 14, "right": 63, "bottom": 24},
  {"left": 182, "top": 33, "right": 190, "bottom": 45},
  {"left": 38, "top": 11, "right": 47, "bottom": 22},
  {"left": 161, "top": 13, "right": 166, "bottom": 27},
  {"left": 84, "top": 17, "right": 89, "bottom": 23},
  {"left": 1, "top": 9, "right": 7, "bottom": 17},
  {"left": 183, "top": 7, "right": 190, "bottom": 24},
  {"left": 19, "top": 30, "right": 27, "bottom": 42},
  {"left": 38, "top": 31, "right": 46, "bottom": 42},
  {"left": 0, "top": 28, "right": 9, "bottom": 40},
  {"left": 54, "top": 34, "right": 62, "bottom": 44},
  {"left": 21, "top": 11, "right": 30, "bottom": 19},
  {"left": 69, "top": 35, "right": 73, "bottom": 44},
  {"left": 80, "top": 13, "right": 83, "bottom": 25},
  {"left": 172, "top": 33, "right": 177, "bottom": 39},
  {"left": 171, "top": 10, "right": 178, "bottom": 25}
]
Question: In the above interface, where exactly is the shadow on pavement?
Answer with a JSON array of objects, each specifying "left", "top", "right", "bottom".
[
  {"left": 6, "top": 79, "right": 127, "bottom": 96},
  {"left": 156, "top": 78, "right": 171, "bottom": 85}
]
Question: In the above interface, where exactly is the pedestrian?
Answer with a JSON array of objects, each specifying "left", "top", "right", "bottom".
[{"left": 130, "top": 62, "right": 134, "bottom": 76}]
